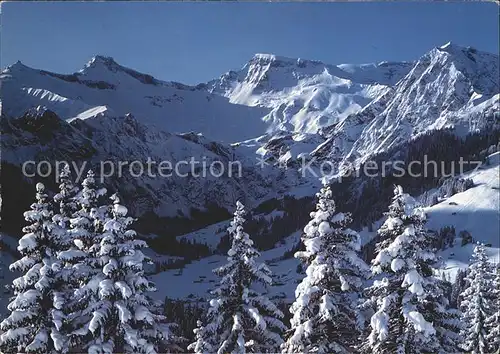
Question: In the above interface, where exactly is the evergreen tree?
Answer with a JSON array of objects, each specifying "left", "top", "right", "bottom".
[
  {"left": 0, "top": 183, "right": 65, "bottom": 353},
  {"left": 53, "top": 163, "right": 79, "bottom": 230},
  {"left": 195, "top": 201, "right": 286, "bottom": 353},
  {"left": 436, "top": 301, "right": 463, "bottom": 354},
  {"left": 188, "top": 320, "right": 213, "bottom": 354},
  {"left": 56, "top": 170, "right": 108, "bottom": 351},
  {"left": 362, "top": 185, "right": 461, "bottom": 353},
  {"left": 460, "top": 244, "right": 496, "bottom": 354},
  {"left": 50, "top": 163, "right": 80, "bottom": 352},
  {"left": 450, "top": 269, "right": 467, "bottom": 308},
  {"left": 72, "top": 193, "right": 176, "bottom": 353},
  {"left": 485, "top": 264, "right": 500, "bottom": 353},
  {"left": 0, "top": 238, "right": 4, "bottom": 300},
  {"left": 282, "top": 183, "right": 368, "bottom": 354}
]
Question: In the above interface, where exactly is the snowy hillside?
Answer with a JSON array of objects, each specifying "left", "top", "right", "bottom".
[
  {"left": 425, "top": 152, "right": 500, "bottom": 280},
  {"left": 152, "top": 231, "right": 302, "bottom": 301}
]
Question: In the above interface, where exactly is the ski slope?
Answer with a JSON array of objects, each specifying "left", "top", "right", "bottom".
[{"left": 425, "top": 152, "right": 500, "bottom": 280}]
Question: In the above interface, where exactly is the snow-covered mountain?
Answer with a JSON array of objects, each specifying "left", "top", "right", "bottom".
[
  {"left": 208, "top": 53, "right": 413, "bottom": 134},
  {"left": 1, "top": 42, "right": 498, "bottom": 225},
  {"left": 210, "top": 43, "right": 498, "bottom": 168},
  {"left": 1, "top": 106, "right": 314, "bottom": 219},
  {"left": 1, "top": 56, "right": 270, "bottom": 143},
  {"left": 315, "top": 43, "right": 500, "bottom": 169},
  {"left": 3, "top": 43, "right": 497, "bottom": 165}
]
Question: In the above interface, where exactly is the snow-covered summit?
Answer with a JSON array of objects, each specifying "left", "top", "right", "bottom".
[
  {"left": 432, "top": 42, "right": 499, "bottom": 96},
  {"left": 439, "top": 41, "right": 456, "bottom": 50},
  {"left": 5, "top": 60, "right": 28, "bottom": 72},
  {"left": 250, "top": 53, "right": 321, "bottom": 65},
  {"left": 83, "top": 55, "right": 120, "bottom": 69},
  {"left": 78, "top": 55, "right": 167, "bottom": 87},
  {"left": 208, "top": 52, "right": 414, "bottom": 134},
  {"left": 315, "top": 43, "right": 500, "bottom": 169}
]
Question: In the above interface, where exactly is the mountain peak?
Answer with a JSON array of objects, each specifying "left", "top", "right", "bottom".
[
  {"left": 434, "top": 41, "right": 489, "bottom": 59},
  {"left": 93, "top": 54, "right": 117, "bottom": 63},
  {"left": 83, "top": 55, "right": 121, "bottom": 71},
  {"left": 249, "top": 53, "right": 292, "bottom": 66},
  {"left": 79, "top": 55, "right": 164, "bottom": 86},
  {"left": 435, "top": 41, "right": 474, "bottom": 57},
  {"left": 4, "top": 60, "right": 30, "bottom": 73},
  {"left": 437, "top": 41, "right": 480, "bottom": 52}
]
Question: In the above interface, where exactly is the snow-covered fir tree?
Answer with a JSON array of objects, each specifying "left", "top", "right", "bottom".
[
  {"left": 52, "top": 163, "right": 79, "bottom": 231},
  {"left": 450, "top": 268, "right": 467, "bottom": 309},
  {"left": 460, "top": 243, "right": 497, "bottom": 354},
  {"left": 485, "top": 263, "right": 500, "bottom": 353},
  {"left": 187, "top": 320, "right": 213, "bottom": 354},
  {"left": 362, "top": 185, "right": 461, "bottom": 354},
  {"left": 282, "top": 183, "right": 368, "bottom": 354},
  {"left": 0, "top": 183, "right": 65, "bottom": 353},
  {"left": 71, "top": 193, "right": 176, "bottom": 353},
  {"left": 56, "top": 169, "right": 108, "bottom": 351},
  {"left": 194, "top": 201, "right": 286, "bottom": 353},
  {"left": 50, "top": 163, "right": 80, "bottom": 352}
]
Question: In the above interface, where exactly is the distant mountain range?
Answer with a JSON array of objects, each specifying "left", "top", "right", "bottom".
[{"left": 1, "top": 42, "right": 498, "bottom": 227}]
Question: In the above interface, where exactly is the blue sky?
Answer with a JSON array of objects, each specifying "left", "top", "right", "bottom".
[{"left": 1, "top": 2, "right": 498, "bottom": 84}]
